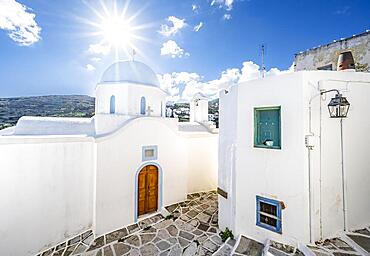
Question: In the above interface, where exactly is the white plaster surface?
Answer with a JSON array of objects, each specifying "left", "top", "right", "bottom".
[
  {"left": 0, "top": 60, "right": 219, "bottom": 256},
  {"left": 219, "top": 70, "right": 370, "bottom": 245},
  {"left": 0, "top": 138, "right": 94, "bottom": 256}
]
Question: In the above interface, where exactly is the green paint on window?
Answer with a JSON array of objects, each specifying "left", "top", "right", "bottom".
[{"left": 254, "top": 106, "right": 281, "bottom": 149}]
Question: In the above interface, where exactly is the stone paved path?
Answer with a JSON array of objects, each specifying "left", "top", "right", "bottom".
[
  {"left": 35, "top": 191, "right": 370, "bottom": 256},
  {"left": 37, "top": 190, "right": 231, "bottom": 256}
]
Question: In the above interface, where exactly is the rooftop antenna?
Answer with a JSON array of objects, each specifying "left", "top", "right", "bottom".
[{"left": 261, "top": 44, "right": 266, "bottom": 78}]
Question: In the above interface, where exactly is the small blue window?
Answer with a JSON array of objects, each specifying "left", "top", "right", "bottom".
[
  {"left": 140, "top": 97, "right": 146, "bottom": 115},
  {"left": 254, "top": 106, "right": 281, "bottom": 149},
  {"left": 110, "top": 95, "right": 116, "bottom": 114},
  {"left": 142, "top": 145, "right": 158, "bottom": 161},
  {"left": 256, "top": 196, "right": 282, "bottom": 234}
]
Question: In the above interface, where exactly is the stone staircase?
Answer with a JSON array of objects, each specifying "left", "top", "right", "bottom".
[{"left": 213, "top": 225, "right": 370, "bottom": 256}]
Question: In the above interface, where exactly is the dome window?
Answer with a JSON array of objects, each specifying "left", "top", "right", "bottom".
[
  {"left": 140, "top": 97, "right": 146, "bottom": 115},
  {"left": 110, "top": 95, "right": 116, "bottom": 114}
]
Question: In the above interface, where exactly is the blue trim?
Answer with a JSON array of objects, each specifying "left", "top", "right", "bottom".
[
  {"left": 256, "top": 195, "right": 282, "bottom": 234},
  {"left": 142, "top": 145, "right": 158, "bottom": 161},
  {"left": 134, "top": 162, "right": 163, "bottom": 222}
]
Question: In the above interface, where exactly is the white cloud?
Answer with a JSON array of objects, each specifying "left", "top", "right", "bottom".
[
  {"left": 193, "top": 22, "right": 203, "bottom": 32},
  {"left": 160, "top": 40, "right": 189, "bottom": 58},
  {"left": 159, "top": 16, "right": 186, "bottom": 37},
  {"left": 211, "top": 0, "right": 234, "bottom": 10},
  {"left": 192, "top": 4, "right": 199, "bottom": 13},
  {"left": 85, "top": 64, "right": 96, "bottom": 71},
  {"left": 158, "top": 60, "right": 294, "bottom": 101},
  {"left": 90, "top": 57, "right": 101, "bottom": 62},
  {"left": 88, "top": 43, "right": 110, "bottom": 55},
  {"left": 223, "top": 13, "right": 232, "bottom": 20},
  {"left": 0, "top": 0, "right": 41, "bottom": 46}
]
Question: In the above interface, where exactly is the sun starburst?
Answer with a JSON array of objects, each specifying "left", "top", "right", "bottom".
[{"left": 79, "top": 0, "right": 153, "bottom": 61}]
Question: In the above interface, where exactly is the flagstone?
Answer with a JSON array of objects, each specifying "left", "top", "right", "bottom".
[{"left": 113, "top": 243, "right": 131, "bottom": 256}]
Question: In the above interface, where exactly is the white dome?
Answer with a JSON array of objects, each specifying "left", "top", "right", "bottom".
[{"left": 100, "top": 60, "right": 160, "bottom": 87}]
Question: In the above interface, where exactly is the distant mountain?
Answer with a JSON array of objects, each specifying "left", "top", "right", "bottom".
[
  {"left": 0, "top": 95, "right": 219, "bottom": 130},
  {"left": 0, "top": 95, "right": 95, "bottom": 130}
]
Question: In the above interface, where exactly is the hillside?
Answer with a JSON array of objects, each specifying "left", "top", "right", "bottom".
[
  {"left": 0, "top": 95, "right": 219, "bottom": 130},
  {"left": 0, "top": 95, "right": 95, "bottom": 130}
]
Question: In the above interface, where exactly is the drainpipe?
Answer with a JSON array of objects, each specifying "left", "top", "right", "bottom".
[
  {"left": 308, "top": 90, "right": 321, "bottom": 243},
  {"left": 340, "top": 118, "right": 348, "bottom": 231}
]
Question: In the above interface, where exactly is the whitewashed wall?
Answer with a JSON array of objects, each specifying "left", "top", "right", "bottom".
[
  {"left": 233, "top": 72, "right": 310, "bottom": 244},
  {"left": 94, "top": 117, "right": 218, "bottom": 236},
  {"left": 219, "top": 72, "right": 311, "bottom": 245},
  {"left": 186, "top": 135, "right": 218, "bottom": 193},
  {"left": 0, "top": 137, "right": 94, "bottom": 256},
  {"left": 303, "top": 71, "right": 370, "bottom": 240},
  {"left": 219, "top": 70, "right": 370, "bottom": 245},
  {"left": 95, "top": 83, "right": 166, "bottom": 116},
  {"left": 190, "top": 99, "right": 209, "bottom": 123},
  {"left": 218, "top": 86, "right": 238, "bottom": 232}
]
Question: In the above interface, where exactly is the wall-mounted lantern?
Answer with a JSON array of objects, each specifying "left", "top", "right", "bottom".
[{"left": 321, "top": 89, "right": 350, "bottom": 118}]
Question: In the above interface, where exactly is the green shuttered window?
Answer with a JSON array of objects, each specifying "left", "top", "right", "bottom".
[{"left": 254, "top": 106, "right": 281, "bottom": 149}]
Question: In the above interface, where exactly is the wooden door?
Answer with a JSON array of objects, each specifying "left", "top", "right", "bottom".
[{"left": 138, "top": 165, "right": 158, "bottom": 216}]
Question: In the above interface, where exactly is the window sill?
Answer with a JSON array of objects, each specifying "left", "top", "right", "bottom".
[{"left": 256, "top": 222, "right": 282, "bottom": 234}]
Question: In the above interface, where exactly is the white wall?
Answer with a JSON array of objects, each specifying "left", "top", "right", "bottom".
[
  {"left": 303, "top": 71, "right": 370, "bottom": 240},
  {"left": 0, "top": 137, "right": 94, "bottom": 256},
  {"left": 218, "top": 86, "right": 238, "bottom": 232},
  {"left": 219, "top": 72, "right": 311, "bottom": 245},
  {"left": 186, "top": 135, "right": 218, "bottom": 193},
  {"left": 219, "top": 70, "right": 370, "bottom": 245},
  {"left": 94, "top": 117, "right": 218, "bottom": 235},
  {"left": 95, "top": 83, "right": 166, "bottom": 117},
  {"left": 190, "top": 99, "right": 209, "bottom": 123}
]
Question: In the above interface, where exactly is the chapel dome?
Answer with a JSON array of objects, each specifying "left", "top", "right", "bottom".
[{"left": 100, "top": 60, "right": 160, "bottom": 87}]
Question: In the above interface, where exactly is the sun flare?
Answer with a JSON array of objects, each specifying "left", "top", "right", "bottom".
[
  {"left": 101, "top": 16, "right": 132, "bottom": 47},
  {"left": 80, "top": 0, "right": 153, "bottom": 60}
]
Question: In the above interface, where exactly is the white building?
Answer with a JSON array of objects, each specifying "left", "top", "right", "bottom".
[
  {"left": 218, "top": 70, "right": 370, "bottom": 246},
  {"left": 0, "top": 60, "right": 218, "bottom": 256}
]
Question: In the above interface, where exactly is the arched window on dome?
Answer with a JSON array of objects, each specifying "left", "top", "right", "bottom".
[
  {"left": 110, "top": 95, "right": 116, "bottom": 114},
  {"left": 140, "top": 97, "right": 146, "bottom": 115}
]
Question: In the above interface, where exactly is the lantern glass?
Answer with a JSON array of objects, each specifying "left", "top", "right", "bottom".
[{"left": 327, "top": 94, "right": 350, "bottom": 118}]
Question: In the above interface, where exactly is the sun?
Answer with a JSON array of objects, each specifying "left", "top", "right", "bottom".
[
  {"left": 101, "top": 15, "right": 132, "bottom": 47},
  {"left": 80, "top": 0, "right": 153, "bottom": 60}
]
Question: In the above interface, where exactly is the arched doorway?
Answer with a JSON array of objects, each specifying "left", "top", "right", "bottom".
[{"left": 137, "top": 165, "right": 158, "bottom": 216}]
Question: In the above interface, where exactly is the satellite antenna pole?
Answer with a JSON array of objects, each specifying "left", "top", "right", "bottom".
[{"left": 261, "top": 44, "right": 266, "bottom": 78}]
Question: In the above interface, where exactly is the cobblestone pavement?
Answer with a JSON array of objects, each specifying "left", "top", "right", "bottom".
[
  {"left": 35, "top": 191, "right": 370, "bottom": 256},
  {"left": 37, "top": 190, "right": 229, "bottom": 256}
]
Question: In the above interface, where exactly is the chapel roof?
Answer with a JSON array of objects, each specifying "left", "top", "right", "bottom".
[{"left": 100, "top": 60, "right": 160, "bottom": 87}]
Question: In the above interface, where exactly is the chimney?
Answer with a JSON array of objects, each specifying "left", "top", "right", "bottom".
[{"left": 337, "top": 51, "right": 355, "bottom": 71}]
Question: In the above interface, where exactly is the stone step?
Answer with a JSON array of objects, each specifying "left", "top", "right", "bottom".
[
  {"left": 298, "top": 227, "right": 370, "bottom": 256},
  {"left": 230, "top": 235, "right": 264, "bottom": 256},
  {"left": 212, "top": 237, "right": 236, "bottom": 256},
  {"left": 264, "top": 239, "right": 305, "bottom": 256}
]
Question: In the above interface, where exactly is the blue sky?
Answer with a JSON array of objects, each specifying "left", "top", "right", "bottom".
[{"left": 0, "top": 0, "right": 369, "bottom": 100}]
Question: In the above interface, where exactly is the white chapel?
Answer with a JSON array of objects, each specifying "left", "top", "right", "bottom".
[{"left": 0, "top": 60, "right": 218, "bottom": 256}]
